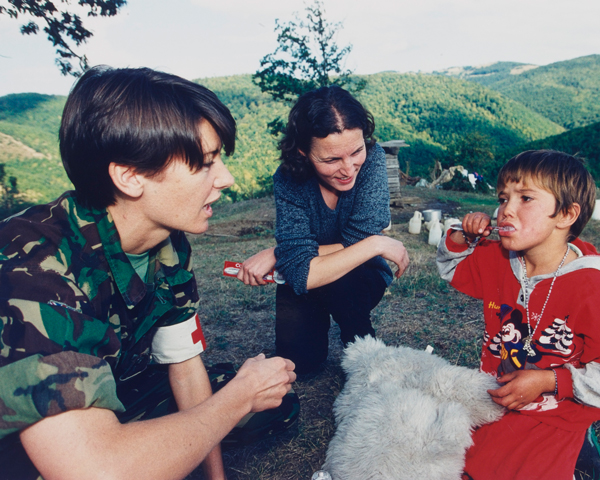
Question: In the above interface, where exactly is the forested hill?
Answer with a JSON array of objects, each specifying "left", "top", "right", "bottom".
[
  {"left": 500, "top": 121, "right": 600, "bottom": 181},
  {"left": 0, "top": 63, "right": 591, "bottom": 205},
  {"left": 435, "top": 55, "right": 600, "bottom": 129},
  {"left": 198, "top": 72, "right": 563, "bottom": 187},
  {"left": 0, "top": 94, "right": 69, "bottom": 203},
  {"left": 354, "top": 72, "right": 563, "bottom": 175}
]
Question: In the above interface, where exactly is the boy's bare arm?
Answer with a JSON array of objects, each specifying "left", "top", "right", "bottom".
[
  {"left": 487, "top": 369, "right": 556, "bottom": 410},
  {"left": 20, "top": 354, "right": 295, "bottom": 480}
]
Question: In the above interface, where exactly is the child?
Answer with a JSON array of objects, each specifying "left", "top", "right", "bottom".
[{"left": 437, "top": 150, "right": 600, "bottom": 479}]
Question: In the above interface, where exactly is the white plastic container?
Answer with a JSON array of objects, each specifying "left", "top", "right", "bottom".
[
  {"left": 408, "top": 211, "right": 422, "bottom": 234},
  {"left": 428, "top": 219, "right": 443, "bottom": 246},
  {"left": 592, "top": 200, "right": 600, "bottom": 221},
  {"left": 443, "top": 217, "right": 461, "bottom": 232},
  {"left": 422, "top": 209, "right": 442, "bottom": 222}
]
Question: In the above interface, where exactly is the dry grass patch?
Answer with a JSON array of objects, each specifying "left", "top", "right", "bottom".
[{"left": 185, "top": 189, "right": 600, "bottom": 480}]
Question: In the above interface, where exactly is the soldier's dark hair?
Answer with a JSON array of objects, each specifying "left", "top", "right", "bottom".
[
  {"left": 60, "top": 65, "right": 236, "bottom": 210},
  {"left": 278, "top": 85, "right": 375, "bottom": 181},
  {"left": 497, "top": 150, "right": 596, "bottom": 240}
]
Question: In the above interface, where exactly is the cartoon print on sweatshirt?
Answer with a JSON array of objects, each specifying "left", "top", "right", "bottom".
[
  {"left": 487, "top": 303, "right": 576, "bottom": 374},
  {"left": 538, "top": 316, "right": 574, "bottom": 356},
  {"left": 487, "top": 304, "right": 542, "bottom": 372}
]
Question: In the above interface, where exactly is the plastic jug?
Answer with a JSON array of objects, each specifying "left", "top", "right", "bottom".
[
  {"left": 428, "top": 219, "right": 442, "bottom": 246},
  {"left": 408, "top": 211, "right": 422, "bottom": 234},
  {"left": 593, "top": 200, "right": 600, "bottom": 221},
  {"left": 443, "top": 217, "right": 461, "bottom": 232}
]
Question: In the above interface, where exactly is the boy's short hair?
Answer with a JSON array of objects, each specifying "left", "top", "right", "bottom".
[
  {"left": 60, "top": 66, "right": 236, "bottom": 210},
  {"left": 497, "top": 150, "right": 597, "bottom": 240}
]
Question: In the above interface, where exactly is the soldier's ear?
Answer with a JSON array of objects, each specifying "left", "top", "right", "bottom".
[{"left": 108, "top": 163, "right": 144, "bottom": 199}]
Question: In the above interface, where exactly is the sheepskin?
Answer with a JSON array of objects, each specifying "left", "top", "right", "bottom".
[{"left": 323, "top": 336, "right": 504, "bottom": 480}]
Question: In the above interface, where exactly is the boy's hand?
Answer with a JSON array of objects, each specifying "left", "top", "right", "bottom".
[
  {"left": 461, "top": 212, "right": 492, "bottom": 238},
  {"left": 487, "top": 369, "right": 556, "bottom": 410},
  {"left": 448, "top": 212, "right": 492, "bottom": 245}
]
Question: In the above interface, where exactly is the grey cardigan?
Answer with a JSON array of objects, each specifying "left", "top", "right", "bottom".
[{"left": 274, "top": 143, "right": 393, "bottom": 295}]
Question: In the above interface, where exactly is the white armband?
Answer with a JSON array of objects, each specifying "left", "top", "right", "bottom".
[{"left": 151, "top": 313, "right": 206, "bottom": 364}]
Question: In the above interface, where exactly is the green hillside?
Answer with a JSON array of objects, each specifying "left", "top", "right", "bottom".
[
  {"left": 0, "top": 71, "right": 568, "bottom": 204},
  {"left": 437, "top": 55, "right": 600, "bottom": 129},
  {"left": 199, "top": 72, "right": 564, "bottom": 182},
  {"left": 433, "top": 61, "right": 538, "bottom": 87},
  {"left": 498, "top": 121, "right": 600, "bottom": 184},
  {"left": 195, "top": 75, "right": 288, "bottom": 200},
  {"left": 355, "top": 73, "right": 564, "bottom": 177},
  {"left": 0, "top": 94, "right": 71, "bottom": 202}
]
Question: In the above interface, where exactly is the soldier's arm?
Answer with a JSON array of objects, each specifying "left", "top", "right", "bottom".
[
  {"left": 20, "top": 354, "right": 295, "bottom": 480},
  {"left": 169, "top": 355, "right": 226, "bottom": 480}
]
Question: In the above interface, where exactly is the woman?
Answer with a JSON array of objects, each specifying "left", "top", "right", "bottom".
[{"left": 239, "top": 86, "right": 409, "bottom": 373}]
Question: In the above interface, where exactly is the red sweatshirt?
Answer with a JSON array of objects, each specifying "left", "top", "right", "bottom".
[{"left": 437, "top": 234, "right": 600, "bottom": 432}]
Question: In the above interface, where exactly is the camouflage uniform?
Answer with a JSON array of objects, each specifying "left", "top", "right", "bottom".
[
  {"left": 0, "top": 192, "right": 300, "bottom": 479},
  {"left": 0, "top": 191, "right": 202, "bottom": 478}
]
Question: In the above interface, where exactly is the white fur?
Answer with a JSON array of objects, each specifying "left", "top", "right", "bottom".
[{"left": 323, "top": 336, "right": 504, "bottom": 480}]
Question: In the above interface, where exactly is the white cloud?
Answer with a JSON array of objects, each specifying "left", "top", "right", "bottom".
[{"left": 0, "top": 0, "right": 599, "bottom": 96}]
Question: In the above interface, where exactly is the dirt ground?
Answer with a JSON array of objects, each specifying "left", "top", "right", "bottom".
[
  {"left": 185, "top": 185, "right": 600, "bottom": 479},
  {"left": 185, "top": 187, "right": 492, "bottom": 479}
]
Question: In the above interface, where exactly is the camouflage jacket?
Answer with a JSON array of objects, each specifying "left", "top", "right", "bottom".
[{"left": 0, "top": 192, "right": 200, "bottom": 458}]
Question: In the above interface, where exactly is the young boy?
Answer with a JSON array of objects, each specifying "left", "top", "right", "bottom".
[{"left": 437, "top": 150, "right": 600, "bottom": 479}]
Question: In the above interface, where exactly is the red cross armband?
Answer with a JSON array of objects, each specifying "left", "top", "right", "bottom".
[{"left": 151, "top": 313, "right": 206, "bottom": 364}]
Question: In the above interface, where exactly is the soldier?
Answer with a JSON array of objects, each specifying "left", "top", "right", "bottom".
[{"left": 0, "top": 66, "right": 297, "bottom": 480}]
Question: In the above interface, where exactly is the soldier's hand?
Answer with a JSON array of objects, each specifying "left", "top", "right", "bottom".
[{"left": 235, "top": 354, "right": 296, "bottom": 412}]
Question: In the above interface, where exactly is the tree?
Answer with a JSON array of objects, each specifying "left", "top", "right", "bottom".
[
  {"left": 253, "top": 0, "right": 365, "bottom": 134},
  {"left": 0, "top": 163, "right": 19, "bottom": 214},
  {"left": 446, "top": 131, "right": 495, "bottom": 176},
  {"left": 0, "top": 0, "right": 126, "bottom": 76}
]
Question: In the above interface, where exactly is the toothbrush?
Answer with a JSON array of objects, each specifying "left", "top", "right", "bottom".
[{"left": 449, "top": 224, "right": 514, "bottom": 233}]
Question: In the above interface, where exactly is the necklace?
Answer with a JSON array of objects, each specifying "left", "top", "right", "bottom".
[{"left": 519, "top": 246, "right": 570, "bottom": 357}]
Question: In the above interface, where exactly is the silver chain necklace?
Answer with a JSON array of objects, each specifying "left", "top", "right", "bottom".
[{"left": 519, "top": 246, "right": 570, "bottom": 357}]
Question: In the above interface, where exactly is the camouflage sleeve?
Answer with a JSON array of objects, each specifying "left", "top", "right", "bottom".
[
  {"left": 155, "top": 231, "right": 201, "bottom": 329},
  {"left": 0, "top": 351, "right": 124, "bottom": 441}
]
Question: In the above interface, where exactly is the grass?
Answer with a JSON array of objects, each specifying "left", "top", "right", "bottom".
[{"left": 184, "top": 185, "right": 600, "bottom": 479}]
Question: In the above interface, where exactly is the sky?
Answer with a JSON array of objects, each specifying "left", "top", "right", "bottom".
[{"left": 1, "top": 0, "right": 600, "bottom": 97}]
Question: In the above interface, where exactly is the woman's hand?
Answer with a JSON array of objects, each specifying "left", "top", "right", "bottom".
[
  {"left": 377, "top": 236, "right": 410, "bottom": 278},
  {"left": 237, "top": 247, "right": 276, "bottom": 286},
  {"left": 487, "top": 369, "right": 556, "bottom": 410}
]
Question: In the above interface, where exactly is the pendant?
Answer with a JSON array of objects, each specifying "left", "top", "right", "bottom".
[{"left": 523, "top": 336, "right": 536, "bottom": 357}]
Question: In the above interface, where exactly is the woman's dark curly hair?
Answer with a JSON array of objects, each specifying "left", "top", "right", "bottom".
[{"left": 278, "top": 85, "right": 375, "bottom": 181}]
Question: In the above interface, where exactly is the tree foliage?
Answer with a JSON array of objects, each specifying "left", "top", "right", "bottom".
[
  {"left": 445, "top": 131, "right": 496, "bottom": 176},
  {"left": 253, "top": 0, "right": 364, "bottom": 133},
  {"left": 440, "top": 55, "right": 600, "bottom": 130},
  {"left": 498, "top": 120, "right": 600, "bottom": 186},
  {"left": 0, "top": 0, "right": 126, "bottom": 75},
  {"left": 2, "top": 68, "right": 593, "bottom": 204},
  {"left": 0, "top": 163, "right": 18, "bottom": 204}
]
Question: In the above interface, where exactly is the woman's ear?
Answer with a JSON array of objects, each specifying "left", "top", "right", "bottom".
[
  {"left": 558, "top": 203, "right": 581, "bottom": 230},
  {"left": 108, "top": 163, "right": 144, "bottom": 199}
]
